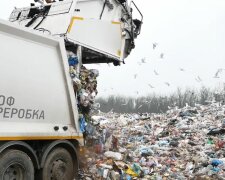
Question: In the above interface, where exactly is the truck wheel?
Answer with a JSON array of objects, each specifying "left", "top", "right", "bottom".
[
  {"left": 0, "top": 149, "right": 34, "bottom": 180},
  {"left": 42, "top": 148, "right": 74, "bottom": 180}
]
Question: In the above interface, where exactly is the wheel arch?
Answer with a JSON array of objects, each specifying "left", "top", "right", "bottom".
[
  {"left": 40, "top": 139, "right": 79, "bottom": 170},
  {"left": 0, "top": 141, "right": 40, "bottom": 170}
]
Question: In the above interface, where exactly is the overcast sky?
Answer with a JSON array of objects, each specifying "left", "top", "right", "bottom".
[{"left": 1, "top": 0, "right": 225, "bottom": 97}]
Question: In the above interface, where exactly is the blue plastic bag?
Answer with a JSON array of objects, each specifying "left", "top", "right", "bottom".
[
  {"left": 68, "top": 56, "right": 78, "bottom": 66},
  {"left": 79, "top": 115, "right": 86, "bottom": 133},
  {"left": 211, "top": 159, "right": 223, "bottom": 167}
]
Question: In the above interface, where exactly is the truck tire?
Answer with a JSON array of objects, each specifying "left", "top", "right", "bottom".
[
  {"left": 42, "top": 147, "right": 74, "bottom": 180},
  {"left": 0, "top": 149, "right": 34, "bottom": 180}
]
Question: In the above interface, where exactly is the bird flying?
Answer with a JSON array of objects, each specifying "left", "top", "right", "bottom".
[
  {"left": 153, "top": 43, "right": 158, "bottom": 50},
  {"left": 160, "top": 53, "right": 164, "bottom": 59},
  {"left": 195, "top": 76, "right": 202, "bottom": 82},
  {"left": 141, "top": 58, "right": 146, "bottom": 63},
  {"left": 154, "top": 70, "right": 159, "bottom": 75},
  {"left": 214, "top": 68, "right": 224, "bottom": 78},
  {"left": 164, "top": 82, "right": 170, "bottom": 86},
  {"left": 179, "top": 68, "right": 185, "bottom": 72},
  {"left": 148, "top": 84, "right": 154, "bottom": 88}
]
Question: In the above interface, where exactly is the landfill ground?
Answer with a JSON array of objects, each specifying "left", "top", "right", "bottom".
[{"left": 78, "top": 102, "right": 225, "bottom": 180}]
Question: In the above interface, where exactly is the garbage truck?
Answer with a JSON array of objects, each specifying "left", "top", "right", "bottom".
[{"left": 0, "top": 0, "right": 142, "bottom": 179}]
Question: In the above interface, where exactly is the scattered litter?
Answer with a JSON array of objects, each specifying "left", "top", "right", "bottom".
[{"left": 78, "top": 101, "right": 225, "bottom": 179}]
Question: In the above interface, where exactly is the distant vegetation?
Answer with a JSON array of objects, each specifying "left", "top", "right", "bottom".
[{"left": 96, "top": 86, "right": 225, "bottom": 113}]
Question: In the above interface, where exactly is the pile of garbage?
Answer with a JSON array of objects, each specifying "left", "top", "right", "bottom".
[
  {"left": 79, "top": 102, "right": 225, "bottom": 179},
  {"left": 67, "top": 50, "right": 99, "bottom": 119}
]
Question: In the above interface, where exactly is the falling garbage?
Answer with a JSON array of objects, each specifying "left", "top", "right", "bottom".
[{"left": 67, "top": 50, "right": 99, "bottom": 122}]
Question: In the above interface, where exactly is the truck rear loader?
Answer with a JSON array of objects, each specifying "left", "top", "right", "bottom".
[{"left": 0, "top": 0, "right": 142, "bottom": 179}]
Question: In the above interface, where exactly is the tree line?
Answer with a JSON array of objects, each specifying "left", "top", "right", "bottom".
[{"left": 96, "top": 86, "right": 225, "bottom": 113}]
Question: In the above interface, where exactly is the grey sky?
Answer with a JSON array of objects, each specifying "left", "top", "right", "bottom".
[{"left": 1, "top": 0, "right": 225, "bottom": 97}]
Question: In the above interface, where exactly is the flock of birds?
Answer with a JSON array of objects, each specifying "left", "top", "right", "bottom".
[
  {"left": 133, "top": 43, "right": 225, "bottom": 92},
  {"left": 103, "top": 42, "right": 225, "bottom": 96},
  {"left": 132, "top": 43, "right": 177, "bottom": 91}
]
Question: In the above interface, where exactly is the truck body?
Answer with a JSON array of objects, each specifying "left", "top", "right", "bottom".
[
  {"left": 0, "top": 0, "right": 142, "bottom": 179},
  {"left": 10, "top": 0, "right": 142, "bottom": 64}
]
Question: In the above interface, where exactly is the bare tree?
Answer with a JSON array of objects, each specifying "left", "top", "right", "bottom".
[{"left": 96, "top": 86, "right": 222, "bottom": 113}]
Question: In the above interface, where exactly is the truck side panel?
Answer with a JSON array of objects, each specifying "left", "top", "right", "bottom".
[{"left": 0, "top": 19, "right": 82, "bottom": 142}]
